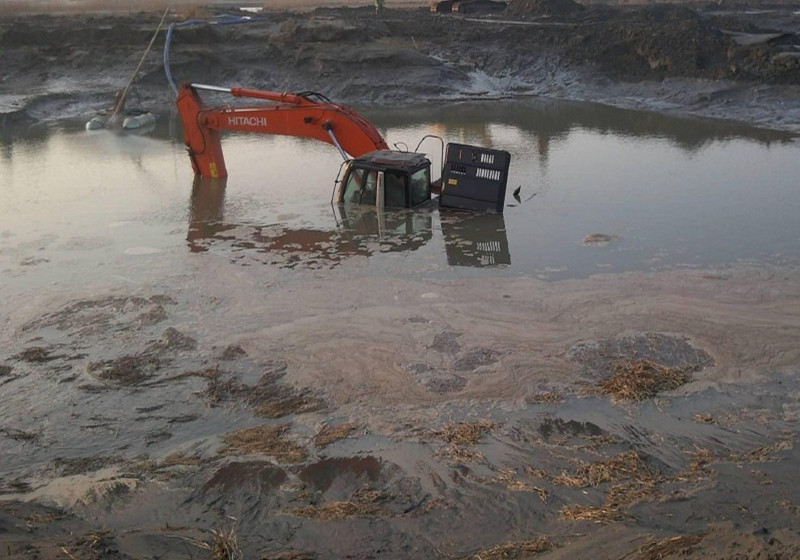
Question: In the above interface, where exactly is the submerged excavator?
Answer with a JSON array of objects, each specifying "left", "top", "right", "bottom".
[{"left": 176, "top": 82, "right": 511, "bottom": 213}]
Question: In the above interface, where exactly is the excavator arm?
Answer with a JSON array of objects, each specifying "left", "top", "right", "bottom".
[{"left": 176, "top": 83, "right": 390, "bottom": 178}]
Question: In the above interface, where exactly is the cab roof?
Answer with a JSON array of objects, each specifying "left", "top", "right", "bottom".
[{"left": 352, "top": 150, "right": 430, "bottom": 170}]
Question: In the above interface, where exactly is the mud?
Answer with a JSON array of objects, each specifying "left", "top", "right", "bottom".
[
  {"left": 3, "top": 3, "right": 800, "bottom": 131},
  {"left": 2, "top": 259, "right": 800, "bottom": 559}
]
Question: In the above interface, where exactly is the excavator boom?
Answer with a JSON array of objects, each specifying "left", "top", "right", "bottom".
[{"left": 176, "top": 83, "right": 389, "bottom": 178}]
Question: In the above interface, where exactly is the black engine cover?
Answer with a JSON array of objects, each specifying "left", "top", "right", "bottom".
[{"left": 439, "top": 143, "right": 511, "bottom": 213}]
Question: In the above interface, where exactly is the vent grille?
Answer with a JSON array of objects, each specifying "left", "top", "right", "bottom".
[{"left": 476, "top": 168, "right": 501, "bottom": 181}]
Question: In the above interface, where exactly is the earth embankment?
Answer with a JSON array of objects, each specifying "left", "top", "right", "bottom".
[{"left": 2, "top": 4, "right": 800, "bottom": 130}]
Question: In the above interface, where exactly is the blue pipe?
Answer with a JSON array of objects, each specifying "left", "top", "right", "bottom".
[{"left": 164, "top": 15, "right": 265, "bottom": 96}]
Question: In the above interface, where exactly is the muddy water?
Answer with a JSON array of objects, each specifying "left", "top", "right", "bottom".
[
  {"left": 2, "top": 100, "right": 800, "bottom": 559},
  {"left": 2, "top": 100, "right": 799, "bottom": 288}
]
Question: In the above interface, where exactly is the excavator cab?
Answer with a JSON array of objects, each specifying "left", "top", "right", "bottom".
[
  {"left": 338, "top": 150, "right": 433, "bottom": 209},
  {"left": 337, "top": 143, "right": 512, "bottom": 213}
]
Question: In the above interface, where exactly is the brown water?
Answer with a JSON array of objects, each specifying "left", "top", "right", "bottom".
[
  {"left": 2, "top": 100, "right": 799, "bottom": 292},
  {"left": 2, "top": 100, "right": 800, "bottom": 559}
]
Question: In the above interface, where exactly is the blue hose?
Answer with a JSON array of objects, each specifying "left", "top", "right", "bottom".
[{"left": 164, "top": 15, "right": 265, "bottom": 96}]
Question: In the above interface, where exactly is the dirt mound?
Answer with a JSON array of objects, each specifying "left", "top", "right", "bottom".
[
  {"left": 506, "top": 0, "right": 583, "bottom": 17},
  {"left": 566, "top": 5, "right": 731, "bottom": 79}
]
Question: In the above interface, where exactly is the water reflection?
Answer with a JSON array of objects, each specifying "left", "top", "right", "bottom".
[
  {"left": 441, "top": 211, "right": 511, "bottom": 267},
  {"left": 373, "top": 99, "right": 796, "bottom": 154},
  {"left": 187, "top": 178, "right": 511, "bottom": 269},
  {"left": 0, "top": 122, "right": 56, "bottom": 165}
]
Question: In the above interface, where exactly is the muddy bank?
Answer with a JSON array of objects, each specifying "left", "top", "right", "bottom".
[
  {"left": 2, "top": 264, "right": 800, "bottom": 558},
  {"left": 2, "top": 5, "right": 800, "bottom": 131}
]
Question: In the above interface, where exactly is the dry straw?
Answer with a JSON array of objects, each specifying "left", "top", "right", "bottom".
[
  {"left": 289, "top": 501, "right": 381, "bottom": 520},
  {"left": 599, "top": 359, "right": 691, "bottom": 401},
  {"left": 220, "top": 424, "right": 307, "bottom": 463},
  {"left": 313, "top": 422, "right": 359, "bottom": 448},
  {"left": 432, "top": 420, "right": 494, "bottom": 445},
  {"left": 468, "top": 536, "right": 555, "bottom": 560},
  {"left": 635, "top": 533, "right": 706, "bottom": 560}
]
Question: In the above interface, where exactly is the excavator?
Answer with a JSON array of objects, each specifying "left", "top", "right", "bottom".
[{"left": 176, "top": 82, "right": 511, "bottom": 213}]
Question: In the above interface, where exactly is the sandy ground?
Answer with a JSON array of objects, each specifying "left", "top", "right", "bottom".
[{"left": 3, "top": 3, "right": 800, "bottom": 559}]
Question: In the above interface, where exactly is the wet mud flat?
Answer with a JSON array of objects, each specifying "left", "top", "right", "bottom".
[
  {"left": 2, "top": 264, "right": 800, "bottom": 559},
  {"left": 3, "top": 3, "right": 800, "bottom": 131}
]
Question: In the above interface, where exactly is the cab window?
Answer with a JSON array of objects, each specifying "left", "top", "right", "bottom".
[
  {"left": 342, "top": 168, "right": 365, "bottom": 203},
  {"left": 409, "top": 167, "right": 430, "bottom": 207},
  {"left": 362, "top": 170, "right": 377, "bottom": 205},
  {"left": 384, "top": 171, "right": 407, "bottom": 208},
  {"left": 342, "top": 168, "right": 378, "bottom": 205}
]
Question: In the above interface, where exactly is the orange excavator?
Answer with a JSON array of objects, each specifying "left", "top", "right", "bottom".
[{"left": 176, "top": 82, "right": 511, "bottom": 212}]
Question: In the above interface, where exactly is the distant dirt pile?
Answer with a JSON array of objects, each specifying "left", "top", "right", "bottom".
[
  {"left": 566, "top": 5, "right": 731, "bottom": 79},
  {"left": 506, "top": 0, "right": 584, "bottom": 17}
]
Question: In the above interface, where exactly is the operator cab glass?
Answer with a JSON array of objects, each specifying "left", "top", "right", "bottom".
[
  {"left": 340, "top": 150, "right": 432, "bottom": 209},
  {"left": 342, "top": 168, "right": 378, "bottom": 205}
]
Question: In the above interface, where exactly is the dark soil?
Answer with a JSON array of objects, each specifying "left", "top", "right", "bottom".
[
  {"left": 2, "top": 5, "right": 800, "bottom": 129},
  {"left": 507, "top": 0, "right": 584, "bottom": 17}
]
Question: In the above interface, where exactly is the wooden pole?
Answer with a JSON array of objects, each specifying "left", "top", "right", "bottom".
[{"left": 108, "top": 6, "right": 170, "bottom": 126}]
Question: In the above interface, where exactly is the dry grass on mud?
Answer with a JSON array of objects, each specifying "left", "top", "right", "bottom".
[
  {"left": 178, "top": 524, "right": 243, "bottom": 560},
  {"left": 205, "top": 525, "right": 243, "bottom": 560},
  {"left": 464, "top": 536, "right": 556, "bottom": 560},
  {"left": 0, "top": 427, "right": 41, "bottom": 443},
  {"left": 431, "top": 420, "right": 495, "bottom": 463},
  {"left": 527, "top": 451, "right": 668, "bottom": 523},
  {"left": 289, "top": 500, "right": 382, "bottom": 520},
  {"left": 560, "top": 505, "right": 629, "bottom": 522},
  {"left": 634, "top": 533, "right": 706, "bottom": 560},
  {"left": 220, "top": 424, "right": 307, "bottom": 463},
  {"left": 255, "top": 391, "right": 325, "bottom": 419},
  {"left": 689, "top": 438, "right": 794, "bottom": 470},
  {"left": 198, "top": 364, "right": 325, "bottom": 419},
  {"left": 59, "top": 530, "right": 117, "bottom": 560},
  {"left": 313, "top": 422, "right": 360, "bottom": 448},
  {"left": 288, "top": 489, "right": 392, "bottom": 520},
  {"left": 547, "top": 438, "right": 791, "bottom": 525},
  {"left": 432, "top": 420, "right": 494, "bottom": 445},
  {"left": 531, "top": 450, "right": 658, "bottom": 489},
  {"left": 599, "top": 359, "right": 691, "bottom": 401}
]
